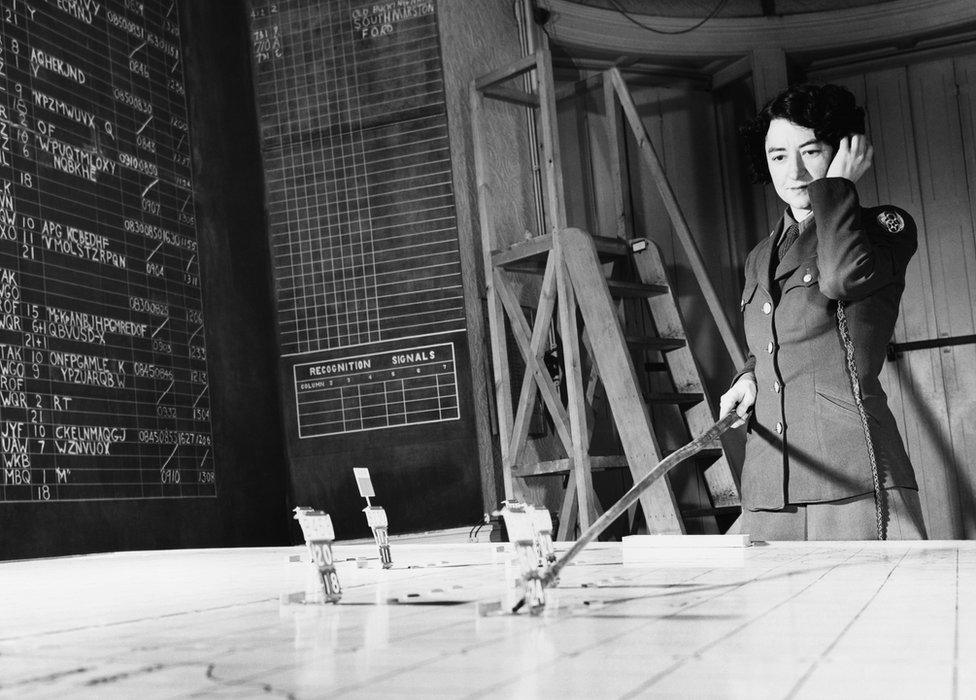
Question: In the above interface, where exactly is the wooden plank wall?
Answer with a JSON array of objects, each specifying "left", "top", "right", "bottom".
[
  {"left": 561, "top": 82, "right": 745, "bottom": 401},
  {"left": 822, "top": 55, "right": 976, "bottom": 538},
  {"left": 953, "top": 55, "right": 976, "bottom": 538}
]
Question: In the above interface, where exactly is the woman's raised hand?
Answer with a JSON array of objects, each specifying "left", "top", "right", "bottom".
[{"left": 825, "top": 133, "right": 873, "bottom": 183}]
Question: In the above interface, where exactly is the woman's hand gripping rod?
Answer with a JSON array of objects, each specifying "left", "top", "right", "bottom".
[{"left": 526, "top": 410, "right": 747, "bottom": 605}]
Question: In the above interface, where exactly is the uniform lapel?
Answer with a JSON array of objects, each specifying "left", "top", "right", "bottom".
[
  {"left": 758, "top": 219, "right": 781, "bottom": 294},
  {"left": 774, "top": 216, "right": 817, "bottom": 281},
  {"left": 753, "top": 233, "right": 775, "bottom": 296}
]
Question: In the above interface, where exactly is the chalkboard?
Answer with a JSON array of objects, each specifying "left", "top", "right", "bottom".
[
  {"left": 293, "top": 342, "right": 459, "bottom": 437},
  {"left": 248, "top": 0, "right": 483, "bottom": 533},
  {"left": 249, "top": 0, "right": 462, "bottom": 359},
  {"left": 0, "top": 0, "right": 215, "bottom": 503}
]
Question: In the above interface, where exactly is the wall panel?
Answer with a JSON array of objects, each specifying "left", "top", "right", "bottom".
[{"left": 816, "top": 54, "right": 976, "bottom": 538}]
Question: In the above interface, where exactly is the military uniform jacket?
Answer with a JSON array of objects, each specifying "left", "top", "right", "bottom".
[{"left": 736, "top": 177, "right": 920, "bottom": 511}]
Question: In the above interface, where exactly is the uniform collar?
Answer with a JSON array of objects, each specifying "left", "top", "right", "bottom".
[
  {"left": 772, "top": 207, "right": 818, "bottom": 280},
  {"left": 779, "top": 208, "right": 816, "bottom": 242}
]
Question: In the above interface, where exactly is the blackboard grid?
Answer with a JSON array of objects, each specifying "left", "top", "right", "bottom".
[
  {"left": 249, "top": 0, "right": 465, "bottom": 364},
  {"left": 293, "top": 341, "right": 459, "bottom": 438},
  {"left": 0, "top": 0, "right": 215, "bottom": 503}
]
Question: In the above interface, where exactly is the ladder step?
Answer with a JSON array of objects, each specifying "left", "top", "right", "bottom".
[
  {"left": 493, "top": 234, "right": 631, "bottom": 271},
  {"left": 680, "top": 505, "right": 741, "bottom": 518},
  {"left": 513, "top": 455, "right": 629, "bottom": 478},
  {"left": 664, "top": 445, "right": 723, "bottom": 461},
  {"left": 482, "top": 85, "right": 539, "bottom": 108},
  {"left": 645, "top": 392, "right": 704, "bottom": 405},
  {"left": 625, "top": 335, "right": 685, "bottom": 351},
  {"left": 592, "top": 236, "right": 631, "bottom": 260},
  {"left": 475, "top": 53, "right": 538, "bottom": 91},
  {"left": 608, "top": 279, "right": 669, "bottom": 298},
  {"left": 513, "top": 445, "right": 722, "bottom": 478},
  {"left": 492, "top": 234, "right": 553, "bottom": 269}
]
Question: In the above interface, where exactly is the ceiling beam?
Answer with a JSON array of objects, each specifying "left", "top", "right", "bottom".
[
  {"left": 710, "top": 55, "right": 752, "bottom": 89},
  {"left": 538, "top": 0, "right": 976, "bottom": 57}
]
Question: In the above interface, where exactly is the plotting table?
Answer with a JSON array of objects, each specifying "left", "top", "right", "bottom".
[{"left": 1, "top": 539, "right": 973, "bottom": 698}]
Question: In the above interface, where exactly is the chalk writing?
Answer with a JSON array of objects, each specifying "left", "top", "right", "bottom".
[
  {"left": 294, "top": 343, "right": 459, "bottom": 437},
  {"left": 350, "top": 0, "right": 434, "bottom": 39},
  {"left": 0, "top": 0, "right": 215, "bottom": 503}
]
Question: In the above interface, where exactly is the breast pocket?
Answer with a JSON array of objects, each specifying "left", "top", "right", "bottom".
[
  {"left": 782, "top": 260, "right": 819, "bottom": 295},
  {"left": 740, "top": 280, "right": 763, "bottom": 357},
  {"left": 740, "top": 280, "right": 759, "bottom": 311}
]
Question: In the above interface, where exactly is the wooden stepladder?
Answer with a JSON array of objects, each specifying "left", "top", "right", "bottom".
[{"left": 470, "top": 50, "right": 746, "bottom": 539}]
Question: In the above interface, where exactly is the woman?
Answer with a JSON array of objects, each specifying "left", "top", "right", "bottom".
[{"left": 719, "top": 83, "right": 927, "bottom": 541}]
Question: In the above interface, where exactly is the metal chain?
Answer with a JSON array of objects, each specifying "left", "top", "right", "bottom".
[{"left": 836, "top": 300, "right": 887, "bottom": 540}]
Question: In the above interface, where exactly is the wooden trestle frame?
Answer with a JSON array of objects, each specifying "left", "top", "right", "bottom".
[{"left": 470, "top": 50, "right": 747, "bottom": 539}]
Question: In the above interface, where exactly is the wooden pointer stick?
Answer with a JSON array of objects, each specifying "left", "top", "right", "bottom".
[{"left": 539, "top": 410, "right": 747, "bottom": 587}]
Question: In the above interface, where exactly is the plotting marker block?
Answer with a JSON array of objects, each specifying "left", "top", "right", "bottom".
[
  {"left": 353, "top": 467, "right": 375, "bottom": 498},
  {"left": 494, "top": 501, "right": 545, "bottom": 614},
  {"left": 621, "top": 534, "right": 751, "bottom": 567},
  {"left": 530, "top": 507, "right": 557, "bottom": 565},
  {"left": 292, "top": 507, "right": 342, "bottom": 603},
  {"left": 355, "top": 468, "right": 393, "bottom": 569},
  {"left": 364, "top": 506, "right": 393, "bottom": 568},
  {"left": 622, "top": 534, "right": 751, "bottom": 548}
]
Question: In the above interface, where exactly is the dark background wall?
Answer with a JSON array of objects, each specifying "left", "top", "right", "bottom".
[{"left": 180, "top": 0, "right": 290, "bottom": 547}]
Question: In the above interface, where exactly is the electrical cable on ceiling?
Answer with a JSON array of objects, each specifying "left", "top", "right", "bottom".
[{"left": 605, "top": 0, "right": 731, "bottom": 35}]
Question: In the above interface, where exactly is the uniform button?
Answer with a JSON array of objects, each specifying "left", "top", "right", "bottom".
[
  {"left": 762, "top": 302, "right": 772, "bottom": 314},
  {"left": 773, "top": 380, "right": 781, "bottom": 393},
  {"left": 766, "top": 341, "right": 774, "bottom": 354},
  {"left": 802, "top": 273, "right": 813, "bottom": 283},
  {"left": 775, "top": 421, "right": 784, "bottom": 434}
]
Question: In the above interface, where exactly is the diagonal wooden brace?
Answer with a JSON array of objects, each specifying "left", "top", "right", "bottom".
[{"left": 492, "top": 264, "right": 573, "bottom": 459}]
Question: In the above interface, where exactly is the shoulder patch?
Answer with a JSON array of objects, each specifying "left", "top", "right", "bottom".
[{"left": 877, "top": 210, "right": 905, "bottom": 234}]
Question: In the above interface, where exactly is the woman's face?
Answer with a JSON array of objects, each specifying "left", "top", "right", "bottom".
[{"left": 764, "top": 118, "right": 835, "bottom": 217}]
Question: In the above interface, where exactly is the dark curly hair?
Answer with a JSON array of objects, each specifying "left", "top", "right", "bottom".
[{"left": 741, "top": 83, "right": 865, "bottom": 184}]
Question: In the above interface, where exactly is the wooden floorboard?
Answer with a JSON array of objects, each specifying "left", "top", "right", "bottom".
[{"left": 0, "top": 541, "right": 971, "bottom": 698}]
